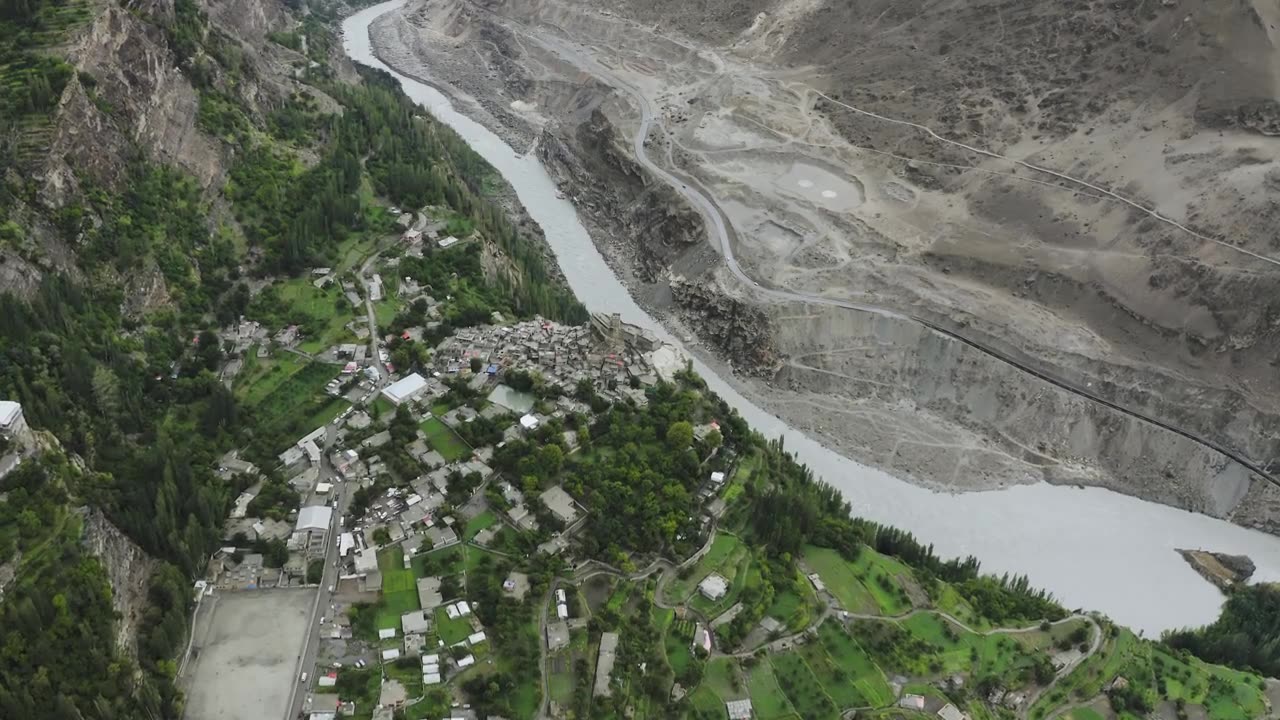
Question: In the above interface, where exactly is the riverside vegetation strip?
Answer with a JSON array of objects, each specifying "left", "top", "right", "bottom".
[{"left": 0, "top": 0, "right": 1277, "bottom": 719}]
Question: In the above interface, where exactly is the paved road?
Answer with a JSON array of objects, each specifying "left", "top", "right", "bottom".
[
  {"left": 284, "top": 429, "right": 354, "bottom": 719},
  {"left": 478, "top": 6, "right": 1279, "bottom": 490},
  {"left": 359, "top": 250, "right": 390, "bottom": 383}
]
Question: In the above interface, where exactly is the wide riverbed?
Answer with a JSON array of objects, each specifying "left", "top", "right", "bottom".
[{"left": 343, "top": 0, "right": 1280, "bottom": 635}]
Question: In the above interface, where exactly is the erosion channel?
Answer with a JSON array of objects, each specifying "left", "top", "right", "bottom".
[{"left": 342, "top": 0, "right": 1280, "bottom": 636}]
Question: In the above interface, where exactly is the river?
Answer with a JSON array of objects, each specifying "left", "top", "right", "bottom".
[{"left": 342, "top": 0, "right": 1280, "bottom": 636}]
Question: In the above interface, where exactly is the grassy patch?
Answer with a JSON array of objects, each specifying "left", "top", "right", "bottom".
[
  {"left": 433, "top": 605, "right": 474, "bottom": 646},
  {"left": 374, "top": 548, "right": 421, "bottom": 631},
  {"left": 238, "top": 355, "right": 344, "bottom": 445},
  {"left": 548, "top": 652, "right": 575, "bottom": 704},
  {"left": 748, "top": 659, "right": 797, "bottom": 720},
  {"left": 802, "top": 546, "right": 879, "bottom": 614},
  {"left": 690, "top": 685, "right": 727, "bottom": 718},
  {"left": 234, "top": 351, "right": 308, "bottom": 404},
  {"left": 817, "top": 622, "right": 894, "bottom": 707},
  {"left": 703, "top": 658, "right": 742, "bottom": 701},
  {"left": 797, "top": 638, "right": 868, "bottom": 710},
  {"left": 273, "top": 277, "right": 359, "bottom": 353},
  {"left": 901, "top": 613, "right": 976, "bottom": 673},
  {"left": 770, "top": 652, "right": 838, "bottom": 720},
  {"left": 767, "top": 570, "right": 819, "bottom": 632},
  {"left": 848, "top": 550, "right": 913, "bottom": 615},
  {"left": 420, "top": 416, "right": 470, "bottom": 461},
  {"left": 664, "top": 618, "right": 696, "bottom": 678},
  {"left": 463, "top": 511, "right": 497, "bottom": 541}
]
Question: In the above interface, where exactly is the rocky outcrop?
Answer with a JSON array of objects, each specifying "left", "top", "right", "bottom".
[
  {"left": 44, "top": 0, "right": 222, "bottom": 204},
  {"left": 539, "top": 110, "right": 703, "bottom": 281},
  {"left": 1197, "top": 99, "right": 1280, "bottom": 137},
  {"left": 670, "top": 276, "right": 777, "bottom": 373},
  {"left": 81, "top": 508, "right": 159, "bottom": 660},
  {"left": 1176, "top": 549, "right": 1256, "bottom": 593}
]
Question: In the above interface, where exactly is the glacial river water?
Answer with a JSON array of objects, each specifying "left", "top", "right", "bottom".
[{"left": 343, "top": 1, "right": 1280, "bottom": 636}]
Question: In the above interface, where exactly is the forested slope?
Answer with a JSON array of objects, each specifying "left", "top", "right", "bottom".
[{"left": 0, "top": 0, "right": 580, "bottom": 715}]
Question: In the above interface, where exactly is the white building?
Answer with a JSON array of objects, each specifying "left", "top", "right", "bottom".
[
  {"left": 519, "top": 414, "right": 539, "bottom": 432},
  {"left": 382, "top": 373, "right": 428, "bottom": 406},
  {"left": 381, "top": 648, "right": 401, "bottom": 661},
  {"left": 296, "top": 506, "right": 333, "bottom": 532},
  {"left": 726, "top": 699, "right": 753, "bottom": 720},
  {"left": 457, "top": 655, "right": 475, "bottom": 668},
  {"left": 0, "top": 401, "right": 25, "bottom": 438},
  {"left": 699, "top": 573, "right": 729, "bottom": 601}
]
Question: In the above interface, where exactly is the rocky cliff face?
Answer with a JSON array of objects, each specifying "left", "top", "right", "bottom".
[
  {"left": 539, "top": 111, "right": 704, "bottom": 281},
  {"left": 669, "top": 275, "right": 777, "bottom": 373},
  {"left": 81, "top": 508, "right": 159, "bottom": 659},
  {"left": 43, "top": 0, "right": 221, "bottom": 206},
  {"left": 763, "top": 300, "right": 1280, "bottom": 530}
]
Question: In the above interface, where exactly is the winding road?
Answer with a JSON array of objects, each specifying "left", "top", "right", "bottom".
[{"left": 481, "top": 9, "right": 1280, "bottom": 491}]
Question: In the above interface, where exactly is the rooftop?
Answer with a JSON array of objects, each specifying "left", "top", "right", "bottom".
[
  {"left": 0, "top": 401, "right": 21, "bottom": 428},
  {"left": 401, "top": 610, "right": 430, "bottom": 635},
  {"left": 296, "top": 506, "right": 333, "bottom": 532},
  {"left": 594, "top": 632, "right": 619, "bottom": 697},
  {"left": 539, "top": 485, "right": 580, "bottom": 525},
  {"left": 726, "top": 699, "right": 753, "bottom": 720},
  {"left": 382, "top": 373, "right": 428, "bottom": 405},
  {"left": 699, "top": 573, "right": 729, "bottom": 601}
]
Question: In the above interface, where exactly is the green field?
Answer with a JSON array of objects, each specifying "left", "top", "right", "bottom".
[
  {"left": 689, "top": 686, "right": 726, "bottom": 719},
  {"left": 433, "top": 605, "right": 474, "bottom": 645},
  {"left": 748, "top": 658, "right": 798, "bottom": 719},
  {"left": 766, "top": 570, "right": 819, "bottom": 631},
  {"left": 901, "top": 613, "right": 975, "bottom": 673},
  {"left": 802, "top": 546, "right": 880, "bottom": 614},
  {"left": 236, "top": 353, "right": 347, "bottom": 443},
  {"left": 463, "top": 511, "right": 497, "bottom": 540},
  {"left": 548, "top": 662, "right": 574, "bottom": 705},
  {"left": 797, "top": 638, "right": 868, "bottom": 709},
  {"left": 420, "top": 416, "right": 470, "bottom": 461},
  {"left": 375, "top": 548, "right": 421, "bottom": 631},
  {"left": 848, "top": 550, "right": 913, "bottom": 615},
  {"left": 770, "top": 652, "right": 838, "bottom": 720},
  {"left": 273, "top": 277, "right": 360, "bottom": 354},
  {"left": 703, "top": 658, "right": 742, "bottom": 701},
  {"left": 817, "top": 622, "right": 894, "bottom": 707},
  {"left": 664, "top": 618, "right": 696, "bottom": 677}
]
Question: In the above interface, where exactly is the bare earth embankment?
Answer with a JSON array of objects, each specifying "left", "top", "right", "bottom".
[{"left": 365, "top": 0, "right": 1280, "bottom": 534}]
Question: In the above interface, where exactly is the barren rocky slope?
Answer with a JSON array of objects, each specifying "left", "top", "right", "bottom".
[{"left": 368, "top": 0, "right": 1280, "bottom": 533}]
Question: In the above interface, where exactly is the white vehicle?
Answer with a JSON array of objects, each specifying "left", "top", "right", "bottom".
[
  {"left": 319, "top": 616, "right": 326, "bottom": 625},
  {"left": 299, "top": 672, "right": 308, "bottom": 683},
  {"left": 329, "top": 585, "right": 335, "bottom": 593},
  {"left": 332, "top": 662, "right": 343, "bottom": 669}
]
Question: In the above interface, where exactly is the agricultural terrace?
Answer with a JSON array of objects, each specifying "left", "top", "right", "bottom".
[{"left": 234, "top": 351, "right": 349, "bottom": 451}]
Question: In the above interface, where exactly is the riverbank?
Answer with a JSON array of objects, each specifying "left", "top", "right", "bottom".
[
  {"left": 366, "top": 3, "right": 995, "bottom": 500},
  {"left": 342, "top": 0, "right": 1280, "bottom": 636}
]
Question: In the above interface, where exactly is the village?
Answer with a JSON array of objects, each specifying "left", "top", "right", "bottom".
[
  {"left": 179, "top": 197, "right": 749, "bottom": 719},
  {"left": 174, "top": 205, "right": 1171, "bottom": 720}
]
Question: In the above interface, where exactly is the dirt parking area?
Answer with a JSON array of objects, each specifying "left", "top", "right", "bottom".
[{"left": 182, "top": 589, "right": 314, "bottom": 720}]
